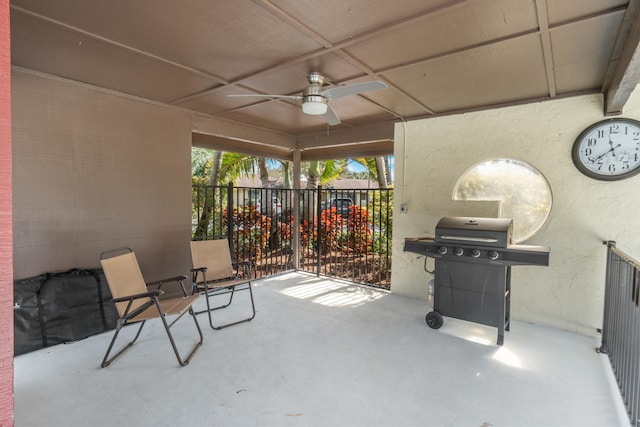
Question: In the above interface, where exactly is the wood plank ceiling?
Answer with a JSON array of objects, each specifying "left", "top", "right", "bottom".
[{"left": 9, "top": 0, "right": 640, "bottom": 159}]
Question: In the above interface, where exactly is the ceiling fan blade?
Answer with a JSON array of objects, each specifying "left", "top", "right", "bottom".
[
  {"left": 322, "top": 80, "right": 387, "bottom": 101},
  {"left": 226, "top": 94, "right": 303, "bottom": 100},
  {"left": 322, "top": 104, "right": 341, "bottom": 126}
]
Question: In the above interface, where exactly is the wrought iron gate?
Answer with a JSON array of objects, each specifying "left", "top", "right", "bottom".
[{"left": 192, "top": 184, "right": 392, "bottom": 289}]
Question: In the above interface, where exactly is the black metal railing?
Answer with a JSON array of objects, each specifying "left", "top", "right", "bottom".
[
  {"left": 599, "top": 241, "right": 640, "bottom": 426},
  {"left": 192, "top": 184, "right": 295, "bottom": 279},
  {"left": 297, "top": 186, "right": 393, "bottom": 289},
  {"left": 192, "top": 184, "right": 393, "bottom": 288}
]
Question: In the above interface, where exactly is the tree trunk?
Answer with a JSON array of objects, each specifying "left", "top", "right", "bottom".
[
  {"left": 209, "top": 151, "right": 223, "bottom": 185},
  {"left": 194, "top": 151, "right": 223, "bottom": 240},
  {"left": 375, "top": 156, "right": 388, "bottom": 189},
  {"left": 259, "top": 157, "right": 270, "bottom": 188},
  {"left": 283, "top": 161, "right": 291, "bottom": 189},
  {"left": 384, "top": 156, "right": 391, "bottom": 185},
  {"left": 306, "top": 160, "right": 320, "bottom": 189}
]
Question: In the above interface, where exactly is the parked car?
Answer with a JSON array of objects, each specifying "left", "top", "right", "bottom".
[
  {"left": 255, "top": 196, "right": 282, "bottom": 216},
  {"left": 323, "top": 197, "right": 354, "bottom": 217}
]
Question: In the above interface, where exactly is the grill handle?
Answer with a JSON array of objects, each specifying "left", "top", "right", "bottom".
[{"left": 439, "top": 235, "right": 499, "bottom": 244}]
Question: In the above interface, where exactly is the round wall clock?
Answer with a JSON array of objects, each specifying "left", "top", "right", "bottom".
[{"left": 572, "top": 118, "right": 640, "bottom": 181}]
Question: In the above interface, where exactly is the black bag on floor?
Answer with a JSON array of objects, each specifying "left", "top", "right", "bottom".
[
  {"left": 14, "top": 274, "right": 47, "bottom": 355},
  {"left": 14, "top": 268, "right": 118, "bottom": 355}
]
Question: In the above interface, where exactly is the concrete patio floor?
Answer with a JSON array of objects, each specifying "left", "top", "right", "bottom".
[{"left": 14, "top": 272, "right": 628, "bottom": 426}]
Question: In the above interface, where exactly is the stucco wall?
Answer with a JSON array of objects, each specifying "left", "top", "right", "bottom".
[
  {"left": 392, "top": 90, "right": 640, "bottom": 336},
  {"left": 12, "top": 70, "right": 193, "bottom": 282}
]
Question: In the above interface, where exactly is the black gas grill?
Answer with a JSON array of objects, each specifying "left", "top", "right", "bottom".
[{"left": 404, "top": 216, "right": 550, "bottom": 345}]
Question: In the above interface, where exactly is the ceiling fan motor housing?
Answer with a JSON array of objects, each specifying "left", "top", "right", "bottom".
[
  {"left": 302, "top": 94, "right": 327, "bottom": 115},
  {"left": 302, "top": 75, "right": 328, "bottom": 115}
]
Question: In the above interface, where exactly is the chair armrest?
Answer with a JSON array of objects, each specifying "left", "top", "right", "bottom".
[
  {"left": 147, "top": 274, "right": 190, "bottom": 296},
  {"left": 112, "top": 289, "right": 164, "bottom": 303},
  {"left": 190, "top": 267, "right": 207, "bottom": 284},
  {"left": 146, "top": 275, "right": 189, "bottom": 287}
]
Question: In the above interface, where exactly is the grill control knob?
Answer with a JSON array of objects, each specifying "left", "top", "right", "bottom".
[
  {"left": 437, "top": 246, "right": 448, "bottom": 255},
  {"left": 454, "top": 247, "right": 464, "bottom": 256},
  {"left": 471, "top": 249, "right": 481, "bottom": 258},
  {"left": 488, "top": 250, "right": 499, "bottom": 260}
]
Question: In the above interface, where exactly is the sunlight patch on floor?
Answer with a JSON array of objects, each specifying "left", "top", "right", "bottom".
[
  {"left": 436, "top": 317, "right": 524, "bottom": 368},
  {"left": 279, "top": 280, "right": 386, "bottom": 307},
  {"left": 492, "top": 346, "right": 523, "bottom": 368}
]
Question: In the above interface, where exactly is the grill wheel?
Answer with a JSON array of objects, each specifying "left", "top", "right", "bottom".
[{"left": 426, "top": 311, "right": 443, "bottom": 329}]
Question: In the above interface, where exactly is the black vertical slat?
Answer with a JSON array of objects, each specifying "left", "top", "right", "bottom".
[
  {"left": 386, "top": 189, "right": 392, "bottom": 286},
  {"left": 217, "top": 185, "right": 223, "bottom": 239},
  {"left": 370, "top": 189, "right": 375, "bottom": 286},
  {"left": 316, "top": 186, "right": 322, "bottom": 277},
  {"left": 212, "top": 185, "right": 216, "bottom": 239},
  {"left": 634, "top": 270, "right": 640, "bottom": 427},
  {"left": 194, "top": 185, "right": 200, "bottom": 238},
  {"left": 307, "top": 188, "right": 312, "bottom": 273},
  {"left": 227, "top": 182, "right": 233, "bottom": 252},
  {"left": 326, "top": 187, "right": 332, "bottom": 278},
  {"left": 631, "top": 268, "right": 640, "bottom": 426},
  {"left": 600, "top": 243, "right": 640, "bottom": 426}
]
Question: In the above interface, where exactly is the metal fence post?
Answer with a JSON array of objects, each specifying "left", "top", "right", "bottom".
[
  {"left": 292, "top": 188, "right": 300, "bottom": 270},
  {"left": 227, "top": 182, "right": 233, "bottom": 252},
  {"left": 316, "top": 185, "right": 322, "bottom": 277}
]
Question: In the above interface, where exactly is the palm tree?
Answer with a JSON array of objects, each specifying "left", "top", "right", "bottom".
[
  {"left": 305, "top": 160, "right": 345, "bottom": 189},
  {"left": 193, "top": 150, "right": 270, "bottom": 239},
  {"left": 375, "top": 157, "right": 388, "bottom": 189},
  {"left": 349, "top": 157, "right": 388, "bottom": 188},
  {"left": 258, "top": 157, "right": 270, "bottom": 188},
  {"left": 280, "top": 161, "right": 291, "bottom": 189}
]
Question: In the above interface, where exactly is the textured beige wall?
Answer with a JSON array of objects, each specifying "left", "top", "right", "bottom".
[
  {"left": 392, "top": 90, "right": 640, "bottom": 336},
  {"left": 12, "top": 71, "right": 193, "bottom": 281}
]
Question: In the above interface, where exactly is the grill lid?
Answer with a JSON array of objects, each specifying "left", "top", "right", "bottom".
[{"left": 435, "top": 216, "right": 513, "bottom": 247}]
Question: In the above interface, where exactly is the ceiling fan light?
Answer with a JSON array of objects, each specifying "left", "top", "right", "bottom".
[{"left": 302, "top": 96, "right": 328, "bottom": 115}]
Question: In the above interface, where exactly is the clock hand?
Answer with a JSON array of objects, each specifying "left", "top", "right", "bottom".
[
  {"left": 592, "top": 147, "right": 616, "bottom": 162},
  {"left": 591, "top": 143, "right": 623, "bottom": 163}
]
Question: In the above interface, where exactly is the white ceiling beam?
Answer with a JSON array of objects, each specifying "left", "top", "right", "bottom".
[
  {"left": 301, "top": 141, "right": 393, "bottom": 161},
  {"left": 191, "top": 114, "right": 297, "bottom": 150},
  {"left": 192, "top": 133, "right": 293, "bottom": 161},
  {"left": 604, "top": 0, "right": 640, "bottom": 115},
  {"left": 535, "top": 0, "right": 557, "bottom": 98},
  {"left": 297, "top": 121, "right": 394, "bottom": 151}
]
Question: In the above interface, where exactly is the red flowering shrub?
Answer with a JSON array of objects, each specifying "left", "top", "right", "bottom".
[
  {"left": 300, "top": 205, "right": 372, "bottom": 255},
  {"left": 225, "top": 205, "right": 271, "bottom": 257},
  {"left": 345, "top": 205, "right": 372, "bottom": 255}
]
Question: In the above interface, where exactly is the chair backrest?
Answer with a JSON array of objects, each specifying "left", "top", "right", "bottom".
[
  {"left": 100, "top": 252, "right": 149, "bottom": 317},
  {"left": 190, "top": 239, "right": 235, "bottom": 282}
]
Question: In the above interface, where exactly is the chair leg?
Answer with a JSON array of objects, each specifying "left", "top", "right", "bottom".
[
  {"left": 101, "top": 320, "right": 146, "bottom": 368},
  {"left": 196, "top": 286, "right": 235, "bottom": 313},
  {"left": 205, "top": 283, "right": 256, "bottom": 330},
  {"left": 160, "top": 307, "right": 203, "bottom": 366}
]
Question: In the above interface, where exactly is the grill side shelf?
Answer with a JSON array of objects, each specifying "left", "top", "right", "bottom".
[
  {"left": 404, "top": 237, "right": 550, "bottom": 267},
  {"left": 404, "top": 237, "right": 436, "bottom": 256}
]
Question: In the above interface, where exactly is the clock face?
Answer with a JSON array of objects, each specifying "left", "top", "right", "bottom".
[{"left": 572, "top": 118, "right": 640, "bottom": 181}]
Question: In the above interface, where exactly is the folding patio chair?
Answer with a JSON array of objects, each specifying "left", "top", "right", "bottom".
[
  {"left": 99, "top": 248, "right": 203, "bottom": 367},
  {"left": 190, "top": 239, "right": 256, "bottom": 330}
]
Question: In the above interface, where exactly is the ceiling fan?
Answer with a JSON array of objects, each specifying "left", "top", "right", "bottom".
[{"left": 227, "top": 72, "right": 387, "bottom": 126}]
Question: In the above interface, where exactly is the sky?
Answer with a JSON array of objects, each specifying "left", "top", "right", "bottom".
[{"left": 347, "top": 156, "right": 394, "bottom": 174}]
